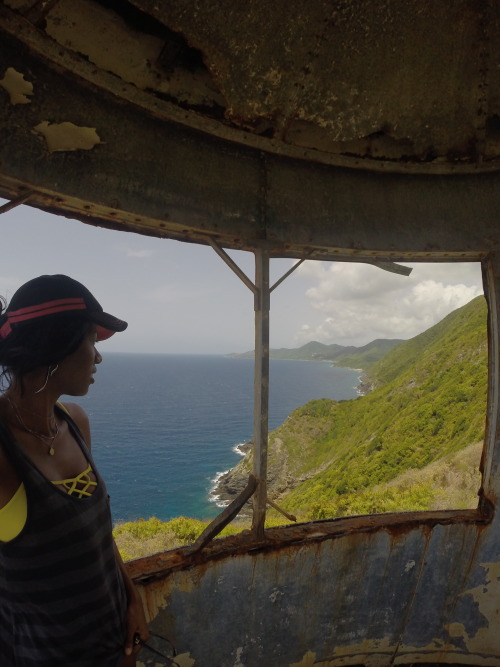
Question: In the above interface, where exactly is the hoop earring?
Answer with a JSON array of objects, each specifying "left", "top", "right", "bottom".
[{"left": 34, "top": 364, "right": 59, "bottom": 394}]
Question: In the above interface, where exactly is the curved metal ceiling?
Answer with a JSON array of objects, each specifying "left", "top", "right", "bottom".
[{"left": 1, "top": 0, "right": 500, "bottom": 259}]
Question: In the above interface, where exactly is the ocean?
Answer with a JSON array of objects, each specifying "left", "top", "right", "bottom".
[{"left": 68, "top": 353, "right": 360, "bottom": 523}]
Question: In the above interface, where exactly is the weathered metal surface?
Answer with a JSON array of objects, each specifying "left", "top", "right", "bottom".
[
  {"left": 129, "top": 509, "right": 497, "bottom": 667},
  {"left": 132, "top": 0, "right": 495, "bottom": 162},
  {"left": 1, "top": 2, "right": 500, "bottom": 258}
]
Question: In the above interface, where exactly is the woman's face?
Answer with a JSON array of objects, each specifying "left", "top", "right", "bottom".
[{"left": 54, "top": 326, "right": 102, "bottom": 396}]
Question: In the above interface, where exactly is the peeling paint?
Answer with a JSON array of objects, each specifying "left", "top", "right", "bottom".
[
  {"left": 404, "top": 559, "right": 415, "bottom": 572},
  {"left": 448, "top": 561, "right": 500, "bottom": 654},
  {"left": 290, "top": 650, "right": 317, "bottom": 666},
  {"left": 44, "top": 0, "right": 223, "bottom": 107},
  {"left": 138, "top": 653, "right": 194, "bottom": 667},
  {"left": 233, "top": 646, "right": 244, "bottom": 667},
  {"left": 174, "top": 653, "right": 196, "bottom": 667},
  {"left": 33, "top": 121, "right": 102, "bottom": 152},
  {"left": 269, "top": 587, "right": 284, "bottom": 603},
  {"left": 0, "top": 67, "right": 33, "bottom": 104}
]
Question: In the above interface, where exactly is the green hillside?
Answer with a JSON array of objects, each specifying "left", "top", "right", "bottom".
[
  {"left": 224, "top": 296, "right": 487, "bottom": 521},
  {"left": 277, "top": 296, "right": 487, "bottom": 517},
  {"left": 333, "top": 338, "right": 404, "bottom": 370}
]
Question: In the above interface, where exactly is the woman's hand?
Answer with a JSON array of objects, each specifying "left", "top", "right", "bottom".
[
  {"left": 123, "top": 588, "right": 150, "bottom": 657},
  {"left": 113, "top": 540, "right": 151, "bottom": 657}
]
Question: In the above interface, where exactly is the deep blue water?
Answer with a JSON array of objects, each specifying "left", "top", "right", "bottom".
[{"left": 67, "top": 354, "right": 360, "bottom": 522}]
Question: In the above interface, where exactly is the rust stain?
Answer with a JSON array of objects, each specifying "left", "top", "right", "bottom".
[{"left": 126, "top": 508, "right": 487, "bottom": 585}]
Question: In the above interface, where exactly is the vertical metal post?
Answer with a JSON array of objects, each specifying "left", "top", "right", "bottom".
[
  {"left": 481, "top": 254, "right": 500, "bottom": 500},
  {"left": 252, "top": 246, "right": 270, "bottom": 539}
]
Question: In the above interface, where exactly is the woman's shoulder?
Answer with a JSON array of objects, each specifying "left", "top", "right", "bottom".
[{"left": 58, "top": 401, "right": 92, "bottom": 448}]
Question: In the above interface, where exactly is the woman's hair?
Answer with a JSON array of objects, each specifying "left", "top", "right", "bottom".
[{"left": 0, "top": 303, "right": 92, "bottom": 391}]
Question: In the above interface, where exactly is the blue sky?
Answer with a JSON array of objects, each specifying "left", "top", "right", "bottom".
[{"left": 0, "top": 199, "right": 484, "bottom": 354}]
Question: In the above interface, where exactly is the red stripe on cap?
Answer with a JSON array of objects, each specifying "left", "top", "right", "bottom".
[
  {"left": 0, "top": 321, "right": 12, "bottom": 339},
  {"left": 7, "top": 297, "right": 86, "bottom": 318},
  {"left": 6, "top": 298, "right": 87, "bottom": 325}
]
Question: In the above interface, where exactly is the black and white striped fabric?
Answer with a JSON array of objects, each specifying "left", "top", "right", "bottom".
[{"left": 0, "top": 408, "right": 127, "bottom": 666}]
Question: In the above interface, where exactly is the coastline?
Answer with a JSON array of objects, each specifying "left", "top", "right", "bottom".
[
  {"left": 208, "top": 369, "right": 373, "bottom": 510},
  {"left": 208, "top": 441, "right": 252, "bottom": 509},
  {"left": 356, "top": 371, "right": 374, "bottom": 396}
]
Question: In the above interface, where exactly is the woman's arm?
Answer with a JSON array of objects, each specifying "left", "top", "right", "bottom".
[{"left": 113, "top": 541, "right": 150, "bottom": 657}]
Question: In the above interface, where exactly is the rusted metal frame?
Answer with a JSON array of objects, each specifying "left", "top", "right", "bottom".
[
  {"left": 480, "top": 254, "right": 500, "bottom": 497},
  {"left": 207, "top": 237, "right": 298, "bottom": 539},
  {"left": 365, "top": 260, "right": 412, "bottom": 276},
  {"left": 206, "top": 243, "right": 413, "bottom": 540},
  {"left": 207, "top": 238, "right": 267, "bottom": 538},
  {"left": 270, "top": 255, "right": 311, "bottom": 293},
  {"left": 251, "top": 246, "right": 270, "bottom": 539},
  {"left": 205, "top": 246, "right": 414, "bottom": 541},
  {"left": 270, "top": 258, "right": 411, "bottom": 296},
  {"left": 0, "top": 191, "right": 34, "bottom": 214},
  {"left": 3, "top": 3, "right": 499, "bottom": 177},
  {"left": 128, "top": 508, "right": 485, "bottom": 584},
  {"left": 206, "top": 237, "right": 257, "bottom": 294},
  {"left": 184, "top": 474, "right": 257, "bottom": 555},
  {"left": 266, "top": 497, "right": 296, "bottom": 522}
]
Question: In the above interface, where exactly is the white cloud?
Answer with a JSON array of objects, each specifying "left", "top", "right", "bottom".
[{"left": 292, "top": 261, "right": 483, "bottom": 347}]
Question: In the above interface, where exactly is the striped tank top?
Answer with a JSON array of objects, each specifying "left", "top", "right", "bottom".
[{"left": 0, "top": 408, "right": 128, "bottom": 666}]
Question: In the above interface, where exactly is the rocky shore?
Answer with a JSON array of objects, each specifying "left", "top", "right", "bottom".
[
  {"left": 356, "top": 372, "right": 374, "bottom": 395},
  {"left": 211, "top": 442, "right": 254, "bottom": 515},
  {"left": 211, "top": 438, "right": 303, "bottom": 514},
  {"left": 212, "top": 371, "right": 373, "bottom": 511}
]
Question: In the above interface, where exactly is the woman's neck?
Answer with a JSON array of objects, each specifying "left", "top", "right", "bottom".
[{"left": 3, "top": 382, "right": 60, "bottom": 434}]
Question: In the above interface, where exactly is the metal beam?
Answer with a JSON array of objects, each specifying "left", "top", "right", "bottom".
[
  {"left": 251, "top": 247, "right": 270, "bottom": 538},
  {"left": 207, "top": 237, "right": 256, "bottom": 294}
]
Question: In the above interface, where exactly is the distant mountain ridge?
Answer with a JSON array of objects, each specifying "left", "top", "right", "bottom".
[{"left": 230, "top": 338, "right": 405, "bottom": 369}]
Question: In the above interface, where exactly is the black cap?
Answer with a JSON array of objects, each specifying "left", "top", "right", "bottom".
[{"left": 0, "top": 275, "right": 127, "bottom": 341}]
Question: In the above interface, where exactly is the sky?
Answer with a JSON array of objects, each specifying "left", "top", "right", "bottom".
[{"left": 0, "top": 199, "right": 484, "bottom": 355}]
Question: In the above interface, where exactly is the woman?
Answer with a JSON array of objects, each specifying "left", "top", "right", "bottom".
[{"left": 0, "top": 274, "right": 149, "bottom": 666}]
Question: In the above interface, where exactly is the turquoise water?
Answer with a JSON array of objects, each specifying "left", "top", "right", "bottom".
[{"left": 69, "top": 354, "right": 360, "bottom": 522}]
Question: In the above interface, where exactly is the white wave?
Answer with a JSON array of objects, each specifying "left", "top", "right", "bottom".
[
  {"left": 208, "top": 469, "right": 231, "bottom": 507},
  {"left": 232, "top": 442, "right": 249, "bottom": 456}
]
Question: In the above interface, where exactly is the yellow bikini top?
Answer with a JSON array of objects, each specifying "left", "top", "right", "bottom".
[
  {"left": 0, "top": 482, "right": 27, "bottom": 542},
  {"left": 52, "top": 463, "right": 97, "bottom": 498},
  {"left": 0, "top": 403, "right": 97, "bottom": 542},
  {"left": 0, "top": 466, "right": 97, "bottom": 542}
]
